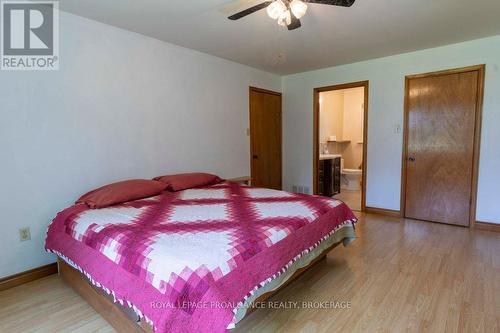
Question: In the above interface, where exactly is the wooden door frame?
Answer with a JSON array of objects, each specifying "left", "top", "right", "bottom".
[
  {"left": 249, "top": 86, "right": 283, "bottom": 189},
  {"left": 400, "top": 64, "right": 485, "bottom": 227},
  {"left": 313, "top": 81, "right": 369, "bottom": 211}
]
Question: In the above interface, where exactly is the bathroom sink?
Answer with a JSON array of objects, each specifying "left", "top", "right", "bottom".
[{"left": 320, "top": 154, "right": 342, "bottom": 160}]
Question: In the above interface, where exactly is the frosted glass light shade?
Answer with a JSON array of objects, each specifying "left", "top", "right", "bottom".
[
  {"left": 277, "top": 10, "right": 292, "bottom": 26},
  {"left": 290, "top": 0, "right": 308, "bottom": 19},
  {"left": 267, "top": 0, "right": 287, "bottom": 20}
]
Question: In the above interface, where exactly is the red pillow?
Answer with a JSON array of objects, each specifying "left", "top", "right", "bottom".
[
  {"left": 76, "top": 179, "right": 167, "bottom": 209},
  {"left": 153, "top": 173, "right": 222, "bottom": 191}
]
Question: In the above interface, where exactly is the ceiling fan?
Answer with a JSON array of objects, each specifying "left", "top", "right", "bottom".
[{"left": 228, "top": 0, "right": 356, "bottom": 30}]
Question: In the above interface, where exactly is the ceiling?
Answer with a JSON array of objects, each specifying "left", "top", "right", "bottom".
[{"left": 59, "top": 0, "right": 500, "bottom": 75}]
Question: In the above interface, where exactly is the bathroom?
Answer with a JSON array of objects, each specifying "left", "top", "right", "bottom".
[{"left": 318, "top": 86, "right": 365, "bottom": 211}]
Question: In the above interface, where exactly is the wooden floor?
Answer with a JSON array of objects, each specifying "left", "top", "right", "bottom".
[
  {"left": 334, "top": 190, "right": 361, "bottom": 212},
  {"left": 1, "top": 213, "right": 499, "bottom": 333}
]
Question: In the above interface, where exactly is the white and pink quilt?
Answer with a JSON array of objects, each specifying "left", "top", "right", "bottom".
[{"left": 45, "top": 182, "right": 357, "bottom": 332}]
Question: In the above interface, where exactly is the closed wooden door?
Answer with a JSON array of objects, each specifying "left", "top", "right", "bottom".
[
  {"left": 249, "top": 87, "right": 282, "bottom": 190},
  {"left": 404, "top": 67, "right": 483, "bottom": 226}
]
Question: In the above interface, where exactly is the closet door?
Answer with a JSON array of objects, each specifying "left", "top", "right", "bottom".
[
  {"left": 404, "top": 66, "right": 483, "bottom": 226},
  {"left": 249, "top": 87, "right": 282, "bottom": 190}
]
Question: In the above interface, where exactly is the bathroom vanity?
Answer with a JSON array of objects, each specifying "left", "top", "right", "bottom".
[{"left": 319, "top": 155, "right": 341, "bottom": 197}]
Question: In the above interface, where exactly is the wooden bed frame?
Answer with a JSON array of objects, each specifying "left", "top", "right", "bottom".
[{"left": 58, "top": 241, "right": 341, "bottom": 332}]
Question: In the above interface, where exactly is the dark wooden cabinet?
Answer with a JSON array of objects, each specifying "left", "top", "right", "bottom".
[
  {"left": 319, "top": 157, "right": 341, "bottom": 197},
  {"left": 333, "top": 157, "right": 341, "bottom": 195}
]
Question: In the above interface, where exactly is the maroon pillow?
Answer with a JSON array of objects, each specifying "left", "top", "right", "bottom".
[
  {"left": 76, "top": 179, "right": 168, "bottom": 209},
  {"left": 153, "top": 173, "right": 222, "bottom": 191}
]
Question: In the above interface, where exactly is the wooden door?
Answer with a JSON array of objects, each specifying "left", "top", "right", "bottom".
[
  {"left": 249, "top": 87, "right": 282, "bottom": 190},
  {"left": 404, "top": 66, "right": 484, "bottom": 226}
]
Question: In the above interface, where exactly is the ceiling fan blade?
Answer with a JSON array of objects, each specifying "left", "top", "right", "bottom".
[
  {"left": 287, "top": 15, "right": 302, "bottom": 30},
  {"left": 228, "top": 1, "right": 273, "bottom": 20},
  {"left": 306, "top": 0, "right": 355, "bottom": 7}
]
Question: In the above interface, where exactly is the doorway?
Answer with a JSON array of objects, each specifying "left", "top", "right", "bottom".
[
  {"left": 401, "top": 65, "right": 485, "bottom": 227},
  {"left": 313, "top": 81, "right": 369, "bottom": 212},
  {"left": 249, "top": 86, "right": 282, "bottom": 190}
]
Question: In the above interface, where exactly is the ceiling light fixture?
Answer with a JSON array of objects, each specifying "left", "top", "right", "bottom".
[
  {"left": 228, "top": 0, "right": 356, "bottom": 31},
  {"left": 267, "top": 0, "right": 307, "bottom": 27}
]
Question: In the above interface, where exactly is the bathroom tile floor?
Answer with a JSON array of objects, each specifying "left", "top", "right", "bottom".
[{"left": 334, "top": 190, "right": 361, "bottom": 211}]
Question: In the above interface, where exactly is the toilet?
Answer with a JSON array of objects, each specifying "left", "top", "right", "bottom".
[{"left": 341, "top": 159, "right": 362, "bottom": 191}]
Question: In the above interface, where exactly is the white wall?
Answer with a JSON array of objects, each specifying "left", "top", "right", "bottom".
[
  {"left": 0, "top": 13, "right": 281, "bottom": 278},
  {"left": 283, "top": 35, "right": 500, "bottom": 224}
]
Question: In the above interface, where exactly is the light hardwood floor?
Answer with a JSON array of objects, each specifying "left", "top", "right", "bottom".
[
  {"left": 334, "top": 190, "right": 361, "bottom": 212},
  {"left": 1, "top": 213, "right": 499, "bottom": 333}
]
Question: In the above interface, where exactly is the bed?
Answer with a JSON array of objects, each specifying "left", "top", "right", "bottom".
[{"left": 45, "top": 179, "right": 357, "bottom": 333}]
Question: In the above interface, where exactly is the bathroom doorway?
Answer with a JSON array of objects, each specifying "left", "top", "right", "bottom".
[{"left": 313, "top": 81, "right": 368, "bottom": 212}]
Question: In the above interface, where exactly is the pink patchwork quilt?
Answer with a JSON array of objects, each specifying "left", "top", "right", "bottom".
[{"left": 45, "top": 182, "right": 357, "bottom": 332}]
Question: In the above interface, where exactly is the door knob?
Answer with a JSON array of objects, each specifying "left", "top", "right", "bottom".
[
  {"left": 408, "top": 157, "right": 416, "bottom": 162},
  {"left": 253, "top": 155, "right": 258, "bottom": 159}
]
